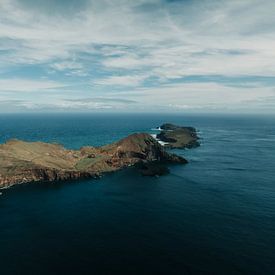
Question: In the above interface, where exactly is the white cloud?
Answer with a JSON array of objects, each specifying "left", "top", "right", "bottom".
[
  {"left": 50, "top": 61, "right": 83, "bottom": 71},
  {"left": 0, "top": 0, "right": 275, "bottom": 112},
  {"left": 95, "top": 75, "right": 147, "bottom": 87},
  {"left": 0, "top": 78, "right": 66, "bottom": 92},
  {"left": 0, "top": 0, "right": 274, "bottom": 75},
  {"left": 0, "top": 97, "right": 137, "bottom": 112},
  {"left": 112, "top": 81, "right": 275, "bottom": 112}
]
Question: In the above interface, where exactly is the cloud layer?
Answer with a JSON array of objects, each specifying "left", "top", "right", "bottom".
[{"left": 0, "top": 0, "right": 275, "bottom": 112}]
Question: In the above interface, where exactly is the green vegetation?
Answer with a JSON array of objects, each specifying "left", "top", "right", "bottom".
[{"left": 75, "top": 156, "right": 105, "bottom": 170}]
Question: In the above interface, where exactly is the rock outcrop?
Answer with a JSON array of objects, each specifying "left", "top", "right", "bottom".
[
  {"left": 0, "top": 133, "right": 187, "bottom": 189},
  {"left": 156, "top": 123, "right": 200, "bottom": 149}
]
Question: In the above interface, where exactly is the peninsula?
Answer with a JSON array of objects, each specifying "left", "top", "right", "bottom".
[{"left": 0, "top": 124, "right": 199, "bottom": 189}]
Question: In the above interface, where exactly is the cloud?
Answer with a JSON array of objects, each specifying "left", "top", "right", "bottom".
[
  {"left": 65, "top": 97, "right": 137, "bottom": 104},
  {"left": 50, "top": 61, "right": 83, "bottom": 71},
  {"left": 111, "top": 81, "right": 275, "bottom": 112},
  {"left": 0, "top": 78, "right": 66, "bottom": 92},
  {"left": 0, "top": 0, "right": 275, "bottom": 112},
  {"left": 95, "top": 75, "right": 148, "bottom": 87},
  {"left": 0, "top": 96, "right": 138, "bottom": 112}
]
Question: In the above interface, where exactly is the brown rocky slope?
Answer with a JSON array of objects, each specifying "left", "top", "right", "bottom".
[{"left": 0, "top": 133, "right": 186, "bottom": 189}]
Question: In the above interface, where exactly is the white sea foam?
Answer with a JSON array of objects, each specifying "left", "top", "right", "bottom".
[
  {"left": 158, "top": 140, "right": 170, "bottom": 146},
  {"left": 150, "top": 134, "right": 169, "bottom": 146}
]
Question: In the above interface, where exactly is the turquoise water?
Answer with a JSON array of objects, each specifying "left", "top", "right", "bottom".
[{"left": 0, "top": 113, "right": 275, "bottom": 274}]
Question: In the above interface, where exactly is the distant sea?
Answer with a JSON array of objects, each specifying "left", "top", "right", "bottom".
[{"left": 0, "top": 113, "right": 275, "bottom": 274}]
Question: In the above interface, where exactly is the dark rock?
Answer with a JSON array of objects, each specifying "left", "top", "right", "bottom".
[
  {"left": 157, "top": 123, "right": 200, "bottom": 149},
  {"left": 137, "top": 162, "right": 170, "bottom": 176},
  {"left": 160, "top": 123, "right": 196, "bottom": 132}
]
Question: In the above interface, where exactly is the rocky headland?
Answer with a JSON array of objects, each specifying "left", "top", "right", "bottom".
[{"left": 0, "top": 132, "right": 188, "bottom": 189}]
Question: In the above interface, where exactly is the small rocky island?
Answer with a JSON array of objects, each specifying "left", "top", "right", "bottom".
[
  {"left": 156, "top": 123, "right": 200, "bottom": 149},
  {"left": 0, "top": 124, "right": 199, "bottom": 189}
]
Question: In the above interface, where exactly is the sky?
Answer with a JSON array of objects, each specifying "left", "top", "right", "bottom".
[{"left": 0, "top": 0, "right": 275, "bottom": 113}]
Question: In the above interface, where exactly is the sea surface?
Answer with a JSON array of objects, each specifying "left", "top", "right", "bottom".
[{"left": 0, "top": 113, "right": 274, "bottom": 275}]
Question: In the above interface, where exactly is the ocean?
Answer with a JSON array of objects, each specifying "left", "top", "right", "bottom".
[{"left": 0, "top": 113, "right": 274, "bottom": 274}]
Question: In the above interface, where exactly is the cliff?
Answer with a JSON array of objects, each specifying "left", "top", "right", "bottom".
[{"left": 0, "top": 133, "right": 186, "bottom": 189}]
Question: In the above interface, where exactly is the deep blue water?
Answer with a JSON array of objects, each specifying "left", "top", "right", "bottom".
[{"left": 0, "top": 113, "right": 275, "bottom": 275}]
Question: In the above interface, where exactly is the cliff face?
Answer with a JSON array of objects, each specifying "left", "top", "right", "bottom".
[
  {"left": 101, "top": 133, "right": 186, "bottom": 166},
  {"left": 0, "top": 133, "right": 187, "bottom": 189}
]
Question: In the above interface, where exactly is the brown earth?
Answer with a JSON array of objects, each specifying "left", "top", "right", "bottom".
[{"left": 0, "top": 133, "right": 187, "bottom": 189}]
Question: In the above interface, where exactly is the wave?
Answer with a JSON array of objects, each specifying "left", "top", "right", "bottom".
[
  {"left": 150, "top": 134, "right": 169, "bottom": 146},
  {"left": 226, "top": 167, "right": 247, "bottom": 171},
  {"left": 253, "top": 138, "right": 275, "bottom": 141},
  {"left": 158, "top": 140, "right": 170, "bottom": 146}
]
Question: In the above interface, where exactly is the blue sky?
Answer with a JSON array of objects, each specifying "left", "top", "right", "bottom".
[{"left": 0, "top": 0, "right": 275, "bottom": 113}]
